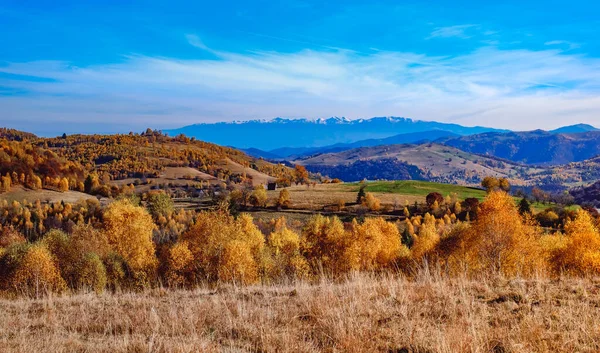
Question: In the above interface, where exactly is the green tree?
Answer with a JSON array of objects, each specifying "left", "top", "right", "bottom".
[
  {"left": 357, "top": 182, "right": 366, "bottom": 204},
  {"left": 147, "top": 191, "right": 174, "bottom": 219},
  {"left": 518, "top": 198, "right": 532, "bottom": 215}
]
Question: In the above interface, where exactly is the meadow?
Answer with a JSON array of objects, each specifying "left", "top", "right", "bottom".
[{"left": 1, "top": 272, "right": 599, "bottom": 352}]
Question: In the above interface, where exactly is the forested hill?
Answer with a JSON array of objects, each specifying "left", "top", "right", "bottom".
[{"left": 0, "top": 129, "right": 293, "bottom": 197}]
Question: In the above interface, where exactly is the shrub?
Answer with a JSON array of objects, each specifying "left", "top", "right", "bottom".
[
  {"left": 166, "top": 241, "right": 194, "bottom": 286},
  {"left": 181, "top": 211, "right": 264, "bottom": 283},
  {"left": 364, "top": 193, "right": 381, "bottom": 212},
  {"left": 551, "top": 210, "right": 600, "bottom": 276},
  {"left": 267, "top": 217, "right": 309, "bottom": 279},
  {"left": 301, "top": 215, "right": 349, "bottom": 275},
  {"left": 103, "top": 252, "right": 131, "bottom": 291},
  {"left": 77, "top": 252, "right": 107, "bottom": 293},
  {"left": 6, "top": 243, "right": 66, "bottom": 296}
]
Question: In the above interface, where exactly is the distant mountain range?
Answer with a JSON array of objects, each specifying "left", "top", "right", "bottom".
[
  {"left": 244, "top": 130, "right": 461, "bottom": 159},
  {"left": 166, "top": 118, "right": 599, "bottom": 164},
  {"left": 439, "top": 130, "right": 600, "bottom": 165},
  {"left": 165, "top": 117, "right": 506, "bottom": 150}
]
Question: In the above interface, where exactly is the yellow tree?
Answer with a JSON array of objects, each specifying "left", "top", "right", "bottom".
[
  {"left": 301, "top": 215, "right": 349, "bottom": 275},
  {"left": 455, "top": 191, "right": 544, "bottom": 277},
  {"left": 165, "top": 241, "right": 194, "bottom": 286},
  {"left": 552, "top": 210, "right": 600, "bottom": 275},
  {"left": 276, "top": 188, "right": 291, "bottom": 209},
  {"left": 58, "top": 177, "right": 69, "bottom": 192},
  {"left": 364, "top": 193, "right": 381, "bottom": 212},
  {"left": 267, "top": 217, "right": 309, "bottom": 279},
  {"left": 249, "top": 185, "right": 268, "bottom": 208},
  {"left": 7, "top": 244, "right": 67, "bottom": 296},
  {"left": 411, "top": 213, "right": 440, "bottom": 260},
  {"left": 181, "top": 211, "right": 264, "bottom": 283},
  {"left": 102, "top": 199, "right": 157, "bottom": 284},
  {"left": 348, "top": 217, "right": 402, "bottom": 271}
]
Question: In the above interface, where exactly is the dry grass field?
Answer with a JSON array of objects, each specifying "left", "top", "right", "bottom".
[
  {"left": 1, "top": 272, "right": 600, "bottom": 353},
  {"left": 265, "top": 182, "right": 484, "bottom": 211},
  {"left": 0, "top": 186, "right": 102, "bottom": 204}
]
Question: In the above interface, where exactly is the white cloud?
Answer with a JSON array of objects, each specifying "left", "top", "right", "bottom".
[
  {"left": 185, "top": 34, "right": 210, "bottom": 50},
  {"left": 427, "top": 24, "right": 479, "bottom": 39},
  {"left": 544, "top": 40, "right": 581, "bottom": 50},
  {"left": 1, "top": 42, "right": 600, "bottom": 134}
]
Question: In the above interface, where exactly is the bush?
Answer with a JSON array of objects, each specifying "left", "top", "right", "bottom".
[
  {"left": 166, "top": 241, "right": 194, "bottom": 286},
  {"left": 103, "top": 252, "right": 131, "bottom": 291},
  {"left": 551, "top": 210, "right": 600, "bottom": 276},
  {"left": 181, "top": 211, "right": 264, "bottom": 283},
  {"left": 4, "top": 243, "right": 66, "bottom": 296},
  {"left": 77, "top": 252, "right": 107, "bottom": 293},
  {"left": 301, "top": 215, "right": 349, "bottom": 275},
  {"left": 267, "top": 218, "right": 309, "bottom": 280},
  {"left": 364, "top": 193, "right": 381, "bottom": 212}
]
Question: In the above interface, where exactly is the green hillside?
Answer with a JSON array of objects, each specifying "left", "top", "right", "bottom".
[{"left": 347, "top": 180, "right": 487, "bottom": 200}]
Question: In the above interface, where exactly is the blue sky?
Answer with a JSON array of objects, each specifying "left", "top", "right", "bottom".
[{"left": 1, "top": 0, "right": 599, "bottom": 135}]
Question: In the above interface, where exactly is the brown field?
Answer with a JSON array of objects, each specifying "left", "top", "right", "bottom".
[
  {"left": 1, "top": 273, "right": 599, "bottom": 352},
  {"left": 224, "top": 159, "right": 277, "bottom": 185},
  {"left": 266, "top": 183, "right": 424, "bottom": 211},
  {"left": 0, "top": 186, "right": 102, "bottom": 205}
]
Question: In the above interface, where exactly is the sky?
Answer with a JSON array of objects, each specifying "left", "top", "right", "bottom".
[{"left": 1, "top": 0, "right": 599, "bottom": 136}]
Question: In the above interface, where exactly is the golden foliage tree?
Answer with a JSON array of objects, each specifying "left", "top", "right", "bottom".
[
  {"left": 6, "top": 243, "right": 66, "bottom": 296},
  {"left": 411, "top": 213, "right": 440, "bottom": 260},
  {"left": 551, "top": 210, "right": 600, "bottom": 275},
  {"left": 446, "top": 191, "right": 545, "bottom": 277},
  {"left": 180, "top": 211, "right": 264, "bottom": 283},
  {"left": 249, "top": 185, "right": 268, "bottom": 208},
  {"left": 347, "top": 217, "right": 403, "bottom": 271},
  {"left": 276, "top": 188, "right": 291, "bottom": 209},
  {"left": 165, "top": 241, "right": 194, "bottom": 286},
  {"left": 218, "top": 240, "right": 259, "bottom": 284},
  {"left": 301, "top": 215, "right": 349, "bottom": 275},
  {"left": 267, "top": 217, "right": 309, "bottom": 279},
  {"left": 364, "top": 193, "right": 381, "bottom": 212},
  {"left": 102, "top": 199, "right": 158, "bottom": 284},
  {"left": 58, "top": 177, "right": 69, "bottom": 192}
]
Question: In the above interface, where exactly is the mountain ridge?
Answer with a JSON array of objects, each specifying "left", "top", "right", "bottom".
[{"left": 165, "top": 116, "right": 508, "bottom": 150}]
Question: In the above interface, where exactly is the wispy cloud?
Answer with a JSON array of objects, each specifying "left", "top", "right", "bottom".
[
  {"left": 1, "top": 40, "right": 600, "bottom": 135},
  {"left": 427, "top": 24, "right": 479, "bottom": 39},
  {"left": 545, "top": 40, "right": 581, "bottom": 50},
  {"left": 185, "top": 34, "right": 210, "bottom": 51}
]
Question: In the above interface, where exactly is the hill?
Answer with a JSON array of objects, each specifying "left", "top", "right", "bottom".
[
  {"left": 296, "top": 143, "right": 543, "bottom": 185},
  {"left": 295, "top": 142, "right": 600, "bottom": 190},
  {"left": 439, "top": 130, "right": 600, "bottom": 165},
  {"left": 245, "top": 130, "right": 462, "bottom": 159},
  {"left": 352, "top": 180, "right": 487, "bottom": 200},
  {"left": 166, "top": 117, "right": 506, "bottom": 150},
  {"left": 0, "top": 128, "right": 293, "bottom": 199},
  {"left": 570, "top": 181, "right": 600, "bottom": 208},
  {"left": 550, "top": 124, "right": 599, "bottom": 134}
]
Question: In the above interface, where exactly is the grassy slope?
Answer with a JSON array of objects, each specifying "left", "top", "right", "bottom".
[
  {"left": 347, "top": 180, "right": 487, "bottom": 200},
  {"left": 345, "top": 180, "right": 563, "bottom": 213},
  {"left": 1, "top": 274, "right": 597, "bottom": 352}
]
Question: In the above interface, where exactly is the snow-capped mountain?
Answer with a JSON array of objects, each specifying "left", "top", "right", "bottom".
[{"left": 165, "top": 116, "right": 507, "bottom": 150}]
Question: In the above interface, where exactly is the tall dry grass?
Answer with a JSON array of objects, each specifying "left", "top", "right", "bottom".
[{"left": 1, "top": 270, "right": 600, "bottom": 352}]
